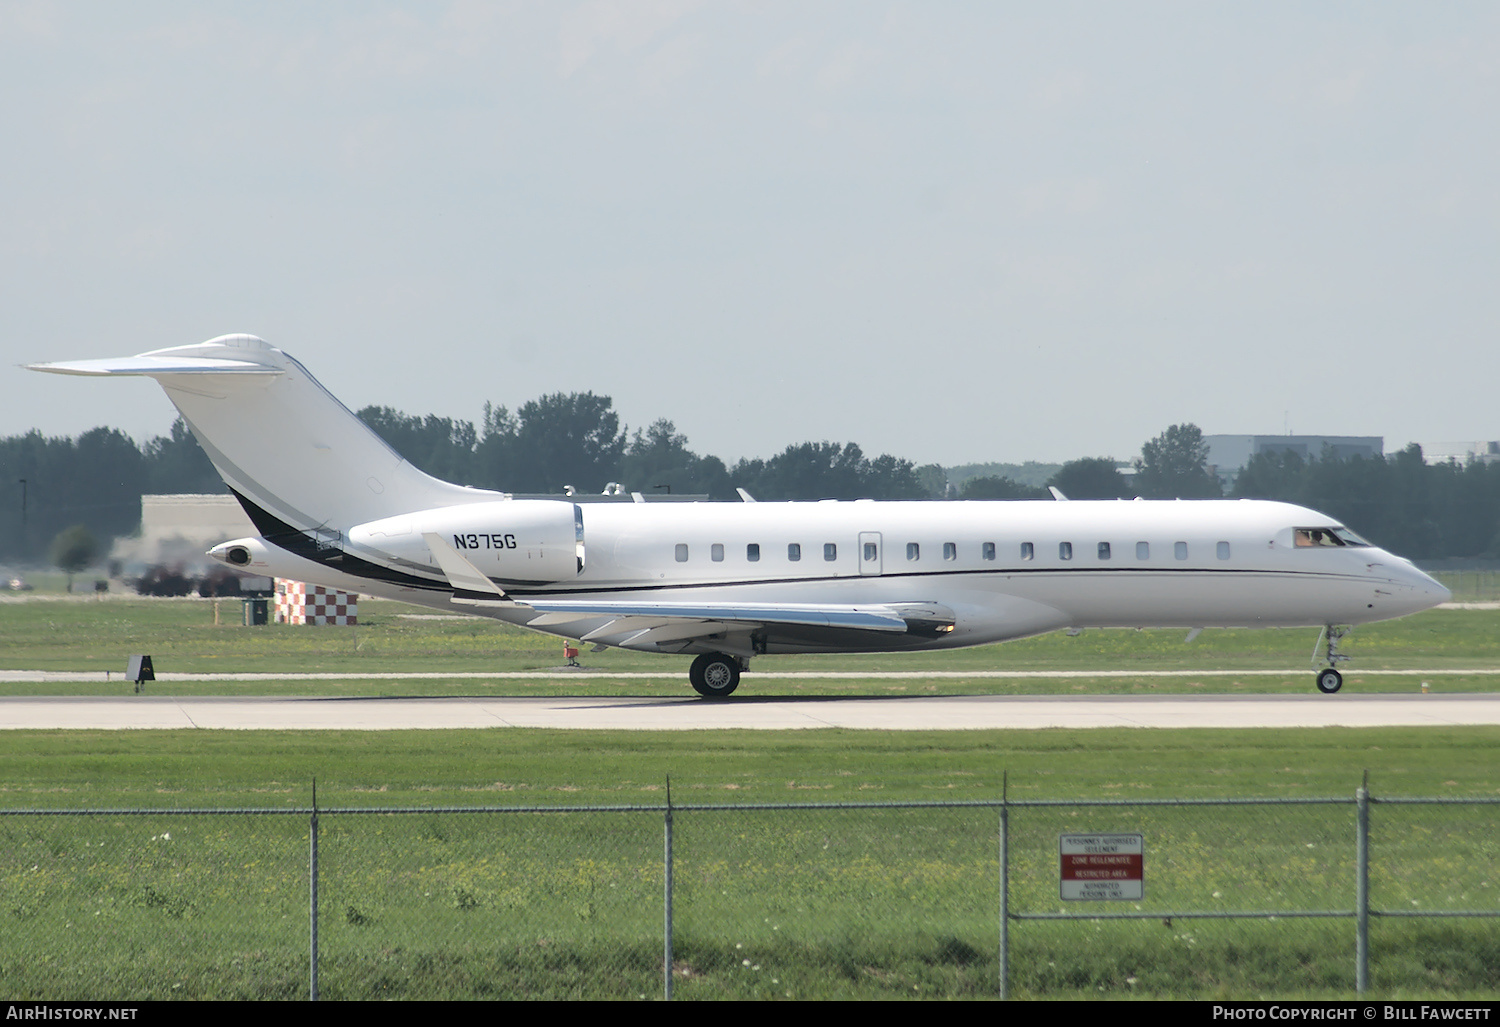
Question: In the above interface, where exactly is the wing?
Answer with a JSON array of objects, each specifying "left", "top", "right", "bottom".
[
  {"left": 514, "top": 597, "right": 955, "bottom": 655},
  {"left": 422, "top": 532, "right": 954, "bottom": 655}
]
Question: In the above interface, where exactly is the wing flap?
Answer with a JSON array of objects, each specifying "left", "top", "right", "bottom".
[
  {"left": 520, "top": 599, "right": 911, "bottom": 633},
  {"left": 616, "top": 621, "right": 736, "bottom": 646},
  {"left": 581, "top": 618, "right": 735, "bottom": 647},
  {"left": 579, "top": 616, "right": 679, "bottom": 641}
]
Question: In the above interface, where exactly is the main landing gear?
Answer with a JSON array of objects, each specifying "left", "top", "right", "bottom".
[
  {"left": 689, "top": 653, "right": 743, "bottom": 698},
  {"left": 1312, "top": 625, "right": 1352, "bottom": 694}
]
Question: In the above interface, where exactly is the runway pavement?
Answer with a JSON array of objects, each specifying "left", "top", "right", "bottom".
[{"left": 3, "top": 692, "right": 1497, "bottom": 731}]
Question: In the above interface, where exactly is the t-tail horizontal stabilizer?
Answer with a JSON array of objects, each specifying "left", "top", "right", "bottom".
[{"left": 26, "top": 356, "right": 283, "bottom": 377}]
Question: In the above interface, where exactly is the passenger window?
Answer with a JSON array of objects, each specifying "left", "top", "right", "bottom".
[
  {"left": 863, "top": 542, "right": 877, "bottom": 562},
  {"left": 982, "top": 542, "right": 996, "bottom": 561},
  {"left": 824, "top": 543, "right": 837, "bottom": 561},
  {"left": 1136, "top": 541, "right": 1150, "bottom": 560},
  {"left": 788, "top": 543, "right": 801, "bottom": 562},
  {"left": 711, "top": 543, "right": 724, "bottom": 562},
  {"left": 907, "top": 542, "right": 920, "bottom": 561},
  {"left": 1059, "top": 542, "right": 1073, "bottom": 560},
  {"left": 747, "top": 543, "right": 760, "bottom": 562},
  {"left": 943, "top": 542, "right": 957, "bottom": 561},
  {"left": 1217, "top": 541, "right": 1230, "bottom": 560},
  {"left": 1021, "top": 542, "right": 1034, "bottom": 560},
  {"left": 1174, "top": 542, "right": 1188, "bottom": 560},
  {"left": 1097, "top": 542, "right": 1111, "bottom": 560},
  {"left": 675, "top": 544, "right": 688, "bottom": 562}
]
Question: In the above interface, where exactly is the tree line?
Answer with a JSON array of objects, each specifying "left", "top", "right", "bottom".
[
  {"left": 1, "top": 419, "right": 222, "bottom": 565},
  {"left": 1231, "top": 443, "right": 1500, "bottom": 562},
  {"left": 356, "top": 396, "right": 931, "bottom": 504},
  {"left": 2, "top": 402, "right": 1496, "bottom": 566}
]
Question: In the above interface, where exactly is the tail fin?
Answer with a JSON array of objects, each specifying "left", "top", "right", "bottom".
[{"left": 28, "top": 335, "right": 497, "bottom": 533}]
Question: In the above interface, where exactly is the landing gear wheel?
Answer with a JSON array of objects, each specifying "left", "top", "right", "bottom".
[
  {"left": 1315, "top": 668, "right": 1343, "bottom": 694},
  {"left": 690, "top": 653, "right": 741, "bottom": 698}
]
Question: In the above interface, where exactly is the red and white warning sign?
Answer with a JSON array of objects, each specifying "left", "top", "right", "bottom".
[{"left": 1060, "top": 834, "right": 1144, "bottom": 901}]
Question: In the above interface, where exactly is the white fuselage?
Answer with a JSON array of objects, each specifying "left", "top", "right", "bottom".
[
  {"left": 567, "top": 498, "right": 1441, "bottom": 633},
  {"left": 224, "top": 496, "right": 1449, "bottom": 655}
]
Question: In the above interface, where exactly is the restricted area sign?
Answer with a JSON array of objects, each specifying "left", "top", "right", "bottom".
[{"left": 1059, "top": 833, "right": 1144, "bottom": 900}]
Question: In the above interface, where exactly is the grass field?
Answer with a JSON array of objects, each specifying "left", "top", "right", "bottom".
[
  {"left": 3, "top": 725, "right": 1499, "bottom": 807},
  {"left": 1, "top": 586, "right": 1496, "bottom": 1000},
  {"left": 2, "top": 595, "right": 1497, "bottom": 698},
  {"left": 1, "top": 727, "right": 1496, "bottom": 999}
]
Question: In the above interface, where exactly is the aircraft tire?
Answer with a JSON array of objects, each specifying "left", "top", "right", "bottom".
[
  {"left": 690, "top": 653, "right": 741, "bottom": 698},
  {"left": 1315, "top": 668, "right": 1343, "bottom": 694}
]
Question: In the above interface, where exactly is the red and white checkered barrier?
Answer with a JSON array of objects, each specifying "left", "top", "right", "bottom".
[{"left": 274, "top": 579, "right": 358, "bottom": 625}]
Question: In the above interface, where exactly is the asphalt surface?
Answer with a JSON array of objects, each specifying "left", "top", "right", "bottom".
[{"left": 3, "top": 691, "right": 1497, "bottom": 731}]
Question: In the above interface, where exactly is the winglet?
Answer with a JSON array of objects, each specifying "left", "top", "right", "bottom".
[
  {"left": 736, "top": 488, "right": 757, "bottom": 503},
  {"left": 422, "top": 532, "right": 507, "bottom": 599},
  {"left": 1048, "top": 486, "right": 1069, "bottom": 501}
]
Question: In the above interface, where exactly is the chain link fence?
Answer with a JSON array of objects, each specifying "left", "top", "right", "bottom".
[
  {"left": 1429, "top": 569, "right": 1500, "bottom": 602},
  {"left": 3, "top": 789, "right": 1496, "bottom": 999}
]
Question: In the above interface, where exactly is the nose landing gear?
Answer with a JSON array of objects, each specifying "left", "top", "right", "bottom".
[{"left": 1312, "top": 625, "right": 1351, "bottom": 694}]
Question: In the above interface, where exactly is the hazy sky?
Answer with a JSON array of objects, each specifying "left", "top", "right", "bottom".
[{"left": 3, "top": 2, "right": 1497, "bottom": 467}]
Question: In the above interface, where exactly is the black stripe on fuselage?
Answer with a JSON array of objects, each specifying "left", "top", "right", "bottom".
[
  {"left": 499, "top": 565, "right": 1369, "bottom": 599},
  {"left": 228, "top": 487, "right": 448, "bottom": 591}
]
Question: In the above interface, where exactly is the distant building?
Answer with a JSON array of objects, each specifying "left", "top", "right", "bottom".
[
  {"left": 113, "top": 494, "right": 257, "bottom": 572},
  {"left": 1418, "top": 441, "right": 1500, "bottom": 466},
  {"left": 1203, "top": 435, "right": 1384, "bottom": 486}
]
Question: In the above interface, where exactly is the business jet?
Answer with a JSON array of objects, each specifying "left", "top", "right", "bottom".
[{"left": 29, "top": 335, "right": 1450, "bottom": 697}]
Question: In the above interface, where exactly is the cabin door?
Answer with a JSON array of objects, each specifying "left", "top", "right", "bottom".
[{"left": 858, "top": 531, "right": 883, "bottom": 575}]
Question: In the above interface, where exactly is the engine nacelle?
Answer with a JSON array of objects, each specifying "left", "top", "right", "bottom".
[
  {"left": 347, "top": 500, "right": 583, "bottom": 586},
  {"left": 208, "top": 536, "right": 282, "bottom": 574}
]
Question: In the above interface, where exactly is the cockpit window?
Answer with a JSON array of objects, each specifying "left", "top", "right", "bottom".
[{"left": 1295, "top": 527, "right": 1370, "bottom": 548}]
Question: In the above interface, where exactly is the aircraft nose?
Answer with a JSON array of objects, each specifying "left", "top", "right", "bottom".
[
  {"left": 1364, "top": 553, "right": 1449, "bottom": 616},
  {"left": 1393, "top": 561, "right": 1450, "bottom": 612},
  {"left": 1420, "top": 572, "right": 1452, "bottom": 606}
]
